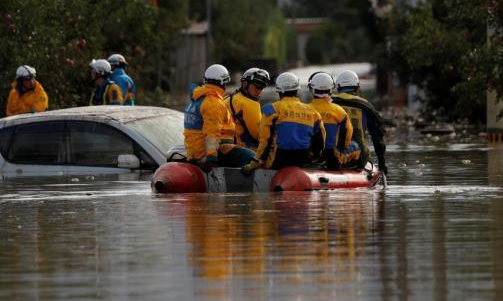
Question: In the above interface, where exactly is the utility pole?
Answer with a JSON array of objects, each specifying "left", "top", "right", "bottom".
[{"left": 206, "top": 0, "right": 212, "bottom": 65}]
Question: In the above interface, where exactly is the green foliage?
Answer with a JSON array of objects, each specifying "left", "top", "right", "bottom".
[
  {"left": 381, "top": 0, "right": 496, "bottom": 123},
  {"left": 287, "top": 0, "right": 379, "bottom": 65},
  {"left": 263, "top": 9, "right": 289, "bottom": 68},
  {"left": 305, "top": 22, "right": 373, "bottom": 64},
  {"left": 0, "top": 0, "right": 187, "bottom": 117},
  {"left": 188, "top": 0, "right": 286, "bottom": 71}
]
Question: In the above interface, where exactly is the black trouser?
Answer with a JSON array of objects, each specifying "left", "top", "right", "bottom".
[
  {"left": 323, "top": 149, "right": 341, "bottom": 170},
  {"left": 271, "top": 148, "right": 310, "bottom": 170},
  {"left": 323, "top": 147, "right": 369, "bottom": 170}
]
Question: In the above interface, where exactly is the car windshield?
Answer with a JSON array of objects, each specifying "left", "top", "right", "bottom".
[{"left": 125, "top": 114, "right": 184, "bottom": 156}]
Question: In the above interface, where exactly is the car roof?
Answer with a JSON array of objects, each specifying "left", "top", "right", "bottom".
[{"left": 0, "top": 106, "right": 183, "bottom": 128}]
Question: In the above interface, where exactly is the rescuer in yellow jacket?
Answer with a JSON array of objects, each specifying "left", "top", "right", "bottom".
[
  {"left": 307, "top": 72, "right": 356, "bottom": 170},
  {"left": 184, "top": 64, "right": 255, "bottom": 171},
  {"left": 89, "top": 59, "right": 123, "bottom": 106},
  {"left": 242, "top": 72, "right": 326, "bottom": 174},
  {"left": 332, "top": 70, "right": 387, "bottom": 175},
  {"left": 6, "top": 65, "right": 48, "bottom": 116},
  {"left": 224, "top": 68, "right": 270, "bottom": 151}
]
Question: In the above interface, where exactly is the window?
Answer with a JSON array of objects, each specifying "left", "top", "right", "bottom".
[
  {"left": 68, "top": 121, "right": 136, "bottom": 167},
  {"left": 0, "top": 126, "right": 14, "bottom": 158},
  {"left": 126, "top": 114, "right": 184, "bottom": 155},
  {"left": 7, "top": 122, "right": 66, "bottom": 164}
]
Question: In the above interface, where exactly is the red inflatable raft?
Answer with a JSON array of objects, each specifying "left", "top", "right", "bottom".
[{"left": 151, "top": 162, "right": 383, "bottom": 193}]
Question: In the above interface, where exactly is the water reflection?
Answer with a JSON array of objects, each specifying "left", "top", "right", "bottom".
[
  {"left": 153, "top": 190, "right": 384, "bottom": 300},
  {"left": 488, "top": 144, "right": 503, "bottom": 186},
  {"left": 2, "top": 141, "right": 503, "bottom": 300}
]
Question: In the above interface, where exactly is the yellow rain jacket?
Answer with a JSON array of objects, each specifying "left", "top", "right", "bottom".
[
  {"left": 224, "top": 90, "right": 261, "bottom": 150},
  {"left": 6, "top": 80, "right": 48, "bottom": 116},
  {"left": 184, "top": 84, "right": 236, "bottom": 161},
  {"left": 255, "top": 96, "right": 326, "bottom": 168},
  {"left": 309, "top": 97, "right": 353, "bottom": 151},
  {"left": 89, "top": 79, "right": 124, "bottom": 105}
]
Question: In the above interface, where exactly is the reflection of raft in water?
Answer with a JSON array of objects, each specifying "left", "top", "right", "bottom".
[{"left": 151, "top": 162, "right": 384, "bottom": 193}]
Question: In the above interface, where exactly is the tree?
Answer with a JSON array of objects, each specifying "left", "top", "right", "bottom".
[
  {"left": 189, "top": 0, "right": 286, "bottom": 71},
  {"left": 381, "top": 0, "right": 490, "bottom": 123},
  {"left": 284, "top": 0, "right": 380, "bottom": 65},
  {"left": 0, "top": 0, "right": 187, "bottom": 116}
]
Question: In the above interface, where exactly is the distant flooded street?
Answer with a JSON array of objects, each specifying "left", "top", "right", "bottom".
[{"left": 2, "top": 140, "right": 503, "bottom": 300}]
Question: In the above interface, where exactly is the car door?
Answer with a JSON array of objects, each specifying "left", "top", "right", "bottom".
[
  {"left": 0, "top": 121, "right": 68, "bottom": 176},
  {"left": 66, "top": 121, "right": 157, "bottom": 175}
]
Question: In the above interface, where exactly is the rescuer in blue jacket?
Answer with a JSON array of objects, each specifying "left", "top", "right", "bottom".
[{"left": 108, "top": 54, "right": 136, "bottom": 106}]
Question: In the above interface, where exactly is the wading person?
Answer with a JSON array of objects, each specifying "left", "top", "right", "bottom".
[
  {"left": 89, "top": 59, "right": 123, "bottom": 106},
  {"left": 108, "top": 54, "right": 136, "bottom": 106},
  {"left": 6, "top": 65, "right": 48, "bottom": 116}
]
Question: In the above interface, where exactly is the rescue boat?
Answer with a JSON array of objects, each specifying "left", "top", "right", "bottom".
[{"left": 151, "top": 161, "right": 383, "bottom": 193}]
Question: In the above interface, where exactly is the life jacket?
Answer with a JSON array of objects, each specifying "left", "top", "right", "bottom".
[
  {"left": 89, "top": 79, "right": 123, "bottom": 105},
  {"left": 183, "top": 84, "right": 235, "bottom": 160},
  {"left": 224, "top": 89, "right": 261, "bottom": 150},
  {"left": 111, "top": 68, "right": 136, "bottom": 105},
  {"left": 255, "top": 96, "right": 326, "bottom": 168}
]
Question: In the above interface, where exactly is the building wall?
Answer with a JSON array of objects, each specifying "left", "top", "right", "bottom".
[{"left": 174, "top": 35, "right": 207, "bottom": 93}]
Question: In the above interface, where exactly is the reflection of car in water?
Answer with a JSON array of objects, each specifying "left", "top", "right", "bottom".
[{"left": 0, "top": 106, "right": 184, "bottom": 178}]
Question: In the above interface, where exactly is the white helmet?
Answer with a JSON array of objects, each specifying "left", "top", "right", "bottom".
[
  {"left": 89, "top": 59, "right": 112, "bottom": 76},
  {"left": 16, "top": 65, "right": 36, "bottom": 79},
  {"left": 308, "top": 72, "right": 335, "bottom": 96},
  {"left": 242, "top": 67, "right": 270, "bottom": 89},
  {"left": 275, "top": 72, "right": 300, "bottom": 93},
  {"left": 335, "top": 70, "right": 359, "bottom": 90},
  {"left": 204, "top": 64, "right": 230, "bottom": 86},
  {"left": 107, "top": 54, "right": 128, "bottom": 67}
]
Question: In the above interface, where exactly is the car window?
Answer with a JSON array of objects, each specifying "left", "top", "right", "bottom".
[
  {"left": 126, "top": 114, "right": 184, "bottom": 155},
  {"left": 68, "top": 121, "right": 136, "bottom": 167},
  {"left": 0, "top": 126, "right": 14, "bottom": 159},
  {"left": 7, "top": 122, "right": 66, "bottom": 164}
]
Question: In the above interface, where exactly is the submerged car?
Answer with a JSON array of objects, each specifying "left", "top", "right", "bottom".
[{"left": 0, "top": 106, "right": 184, "bottom": 178}]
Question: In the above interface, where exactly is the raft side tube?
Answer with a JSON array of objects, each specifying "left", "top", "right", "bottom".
[
  {"left": 151, "top": 162, "right": 206, "bottom": 193},
  {"left": 270, "top": 165, "right": 380, "bottom": 192}
]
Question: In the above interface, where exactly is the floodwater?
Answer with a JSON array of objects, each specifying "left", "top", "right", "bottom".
[{"left": 2, "top": 139, "right": 503, "bottom": 300}]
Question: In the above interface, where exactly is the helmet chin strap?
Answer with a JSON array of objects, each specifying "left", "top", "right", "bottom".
[
  {"left": 240, "top": 82, "right": 258, "bottom": 101},
  {"left": 314, "top": 93, "right": 331, "bottom": 99}
]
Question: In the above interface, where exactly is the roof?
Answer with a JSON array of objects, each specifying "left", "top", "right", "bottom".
[
  {"left": 0, "top": 106, "right": 183, "bottom": 128},
  {"left": 287, "top": 18, "right": 328, "bottom": 32}
]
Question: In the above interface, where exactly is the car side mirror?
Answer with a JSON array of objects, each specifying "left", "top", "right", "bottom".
[{"left": 117, "top": 154, "right": 140, "bottom": 169}]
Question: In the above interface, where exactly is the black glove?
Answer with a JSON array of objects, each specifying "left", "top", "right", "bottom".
[
  {"left": 240, "top": 160, "right": 261, "bottom": 177},
  {"left": 200, "top": 155, "right": 218, "bottom": 172}
]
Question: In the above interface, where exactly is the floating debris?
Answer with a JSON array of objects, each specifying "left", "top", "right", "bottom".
[
  {"left": 70, "top": 178, "right": 80, "bottom": 182},
  {"left": 415, "top": 171, "right": 423, "bottom": 176},
  {"left": 420, "top": 123, "right": 455, "bottom": 135},
  {"left": 461, "top": 159, "right": 471, "bottom": 165}
]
